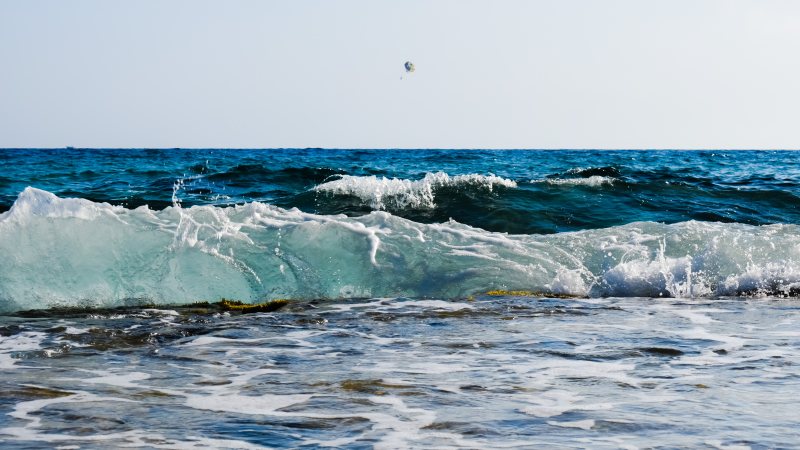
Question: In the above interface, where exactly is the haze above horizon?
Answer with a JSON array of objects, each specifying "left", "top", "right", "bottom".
[{"left": 1, "top": 1, "right": 798, "bottom": 149}]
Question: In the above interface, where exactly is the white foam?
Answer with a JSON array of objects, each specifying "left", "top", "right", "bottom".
[
  {"left": 546, "top": 419, "right": 596, "bottom": 430},
  {"left": 676, "top": 327, "right": 748, "bottom": 351},
  {"left": 185, "top": 393, "right": 312, "bottom": 415},
  {"left": 314, "top": 172, "right": 517, "bottom": 210},
  {"left": 176, "top": 436, "right": 268, "bottom": 449},
  {"left": 518, "top": 359, "right": 640, "bottom": 387},
  {"left": 338, "top": 299, "right": 476, "bottom": 313},
  {"left": 301, "top": 436, "right": 364, "bottom": 448},
  {"left": 140, "top": 308, "right": 180, "bottom": 317},
  {"left": 364, "top": 395, "right": 438, "bottom": 449},
  {"left": 359, "top": 359, "right": 472, "bottom": 375},
  {"left": 671, "top": 309, "right": 718, "bottom": 325},
  {"left": 520, "top": 390, "right": 584, "bottom": 418},
  {"left": 79, "top": 371, "right": 151, "bottom": 388},
  {"left": 323, "top": 299, "right": 393, "bottom": 313},
  {"left": 1, "top": 390, "right": 136, "bottom": 441},
  {"left": 705, "top": 440, "right": 753, "bottom": 450},
  {"left": 520, "top": 390, "right": 614, "bottom": 418},
  {"left": 0, "top": 187, "right": 124, "bottom": 223},
  {"left": 62, "top": 326, "right": 90, "bottom": 335},
  {"left": 181, "top": 336, "right": 271, "bottom": 347},
  {"left": 532, "top": 176, "right": 616, "bottom": 187},
  {"left": 0, "top": 332, "right": 48, "bottom": 369}
]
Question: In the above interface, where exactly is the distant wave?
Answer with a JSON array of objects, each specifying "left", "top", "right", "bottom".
[
  {"left": 565, "top": 166, "right": 622, "bottom": 178},
  {"left": 530, "top": 166, "right": 621, "bottom": 187},
  {"left": 532, "top": 176, "right": 616, "bottom": 187},
  {"left": 313, "top": 172, "right": 517, "bottom": 210},
  {"left": 2, "top": 188, "right": 800, "bottom": 312}
]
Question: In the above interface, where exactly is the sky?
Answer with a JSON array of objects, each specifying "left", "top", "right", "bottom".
[{"left": 1, "top": 0, "right": 799, "bottom": 149}]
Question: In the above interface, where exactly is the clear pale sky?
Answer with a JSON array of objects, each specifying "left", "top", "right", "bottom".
[{"left": 1, "top": 0, "right": 798, "bottom": 149}]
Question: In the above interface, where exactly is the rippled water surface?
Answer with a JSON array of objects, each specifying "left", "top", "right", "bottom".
[
  {"left": 1, "top": 297, "right": 798, "bottom": 448},
  {"left": 2, "top": 149, "right": 800, "bottom": 233}
]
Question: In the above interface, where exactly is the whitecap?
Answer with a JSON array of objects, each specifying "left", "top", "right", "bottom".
[
  {"left": 314, "top": 172, "right": 517, "bottom": 210},
  {"left": 531, "top": 175, "right": 616, "bottom": 187}
]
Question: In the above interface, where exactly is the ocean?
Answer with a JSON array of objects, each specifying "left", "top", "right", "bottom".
[{"left": 0, "top": 149, "right": 798, "bottom": 448}]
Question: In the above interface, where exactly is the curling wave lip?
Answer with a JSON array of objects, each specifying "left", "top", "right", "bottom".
[{"left": 3, "top": 187, "right": 800, "bottom": 312}]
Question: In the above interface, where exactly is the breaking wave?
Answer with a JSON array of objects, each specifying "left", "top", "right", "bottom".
[
  {"left": 532, "top": 176, "right": 616, "bottom": 187},
  {"left": 2, "top": 187, "right": 800, "bottom": 312},
  {"left": 313, "top": 172, "right": 517, "bottom": 210}
]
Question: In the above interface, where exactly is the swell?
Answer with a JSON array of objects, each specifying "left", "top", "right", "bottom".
[
  {"left": 313, "top": 172, "right": 516, "bottom": 209},
  {"left": 3, "top": 151, "right": 800, "bottom": 235},
  {"left": 2, "top": 181, "right": 799, "bottom": 235},
  {"left": 2, "top": 188, "right": 800, "bottom": 313},
  {"left": 307, "top": 170, "right": 800, "bottom": 234},
  {"left": 205, "top": 164, "right": 346, "bottom": 188}
]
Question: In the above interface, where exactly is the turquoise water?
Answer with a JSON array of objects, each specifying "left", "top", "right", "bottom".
[
  {"left": 1, "top": 149, "right": 799, "bottom": 448},
  {"left": 3, "top": 149, "right": 800, "bottom": 311}
]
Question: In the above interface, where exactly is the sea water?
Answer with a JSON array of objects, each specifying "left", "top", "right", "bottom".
[{"left": 0, "top": 149, "right": 798, "bottom": 448}]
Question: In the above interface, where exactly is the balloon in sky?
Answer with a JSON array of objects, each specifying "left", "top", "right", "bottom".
[{"left": 404, "top": 61, "right": 415, "bottom": 73}]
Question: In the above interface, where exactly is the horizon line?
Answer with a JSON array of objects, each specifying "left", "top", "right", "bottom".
[{"left": 1, "top": 147, "right": 798, "bottom": 151}]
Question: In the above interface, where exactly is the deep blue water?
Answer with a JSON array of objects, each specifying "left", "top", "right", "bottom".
[
  {"left": 1, "top": 149, "right": 799, "bottom": 448},
  {"left": 2, "top": 149, "right": 799, "bottom": 234}
]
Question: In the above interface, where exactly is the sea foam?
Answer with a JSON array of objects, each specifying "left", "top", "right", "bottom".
[
  {"left": 2, "top": 188, "right": 800, "bottom": 312},
  {"left": 313, "top": 172, "right": 517, "bottom": 210},
  {"left": 531, "top": 176, "right": 616, "bottom": 187}
]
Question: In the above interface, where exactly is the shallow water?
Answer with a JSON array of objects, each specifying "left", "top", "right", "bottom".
[{"left": 1, "top": 296, "right": 798, "bottom": 448}]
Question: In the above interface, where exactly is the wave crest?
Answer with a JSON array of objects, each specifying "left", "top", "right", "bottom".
[
  {"left": 2, "top": 188, "right": 800, "bottom": 312},
  {"left": 313, "top": 172, "right": 517, "bottom": 210},
  {"left": 532, "top": 176, "right": 616, "bottom": 187}
]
